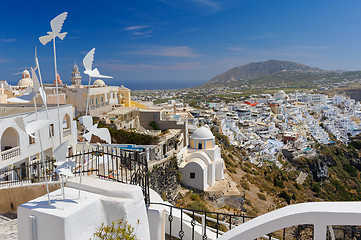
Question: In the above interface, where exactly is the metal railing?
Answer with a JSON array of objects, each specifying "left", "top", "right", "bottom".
[
  {"left": 0, "top": 159, "right": 57, "bottom": 188},
  {"left": 150, "top": 202, "right": 253, "bottom": 239},
  {"left": 70, "top": 146, "right": 150, "bottom": 205},
  {"left": 0, "top": 147, "right": 150, "bottom": 205},
  {"left": 1, "top": 146, "right": 20, "bottom": 162},
  {"left": 150, "top": 203, "right": 361, "bottom": 240}
]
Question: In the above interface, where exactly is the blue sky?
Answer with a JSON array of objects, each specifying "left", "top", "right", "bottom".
[{"left": 2, "top": 0, "right": 361, "bottom": 89}]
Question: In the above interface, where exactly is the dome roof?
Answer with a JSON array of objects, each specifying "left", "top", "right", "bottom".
[
  {"left": 191, "top": 127, "right": 214, "bottom": 139},
  {"left": 93, "top": 79, "right": 105, "bottom": 86},
  {"left": 18, "top": 70, "right": 33, "bottom": 87},
  {"left": 18, "top": 78, "right": 33, "bottom": 87},
  {"left": 73, "top": 63, "right": 79, "bottom": 72}
]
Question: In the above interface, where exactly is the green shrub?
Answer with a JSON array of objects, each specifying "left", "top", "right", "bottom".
[
  {"left": 311, "top": 184, "right": 320, "bottom": 193},
  {"left": 273, "top": 177, "right": 285, "bottom": 188},
  {"left": 190, "top": 193, "right": 201, "bottom": 201},
  {"left": 257, "top": 192, "right": 267, "bottom": 201},
  {"left": 92, "top": 219, "right": 139, "bottom": 240},
  {"left": 148, "top": 121, "right": 160, "bottom": 130},
  {"left": 188, "top": 202, "right": 209, "bottom": 212},
  {"left": 343, "top": 164, "right": 357, "bottom": 177},
  {"left": 240, "top": 180, "right": 250, "bottom": 191},
  {"left": 278, "top": 191, "right": 291, "bottom": 204}
]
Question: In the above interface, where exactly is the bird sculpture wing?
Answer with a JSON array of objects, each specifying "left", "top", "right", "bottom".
[
  {"left": 78, "top": 115, "right": 94, "bottom": 132},
  {"left": 93, "top": 127, "right": 111, "bottom": 144},
  {"left": 55, "top": 167, "right": 74, "bottom": 177},
  {"left": 89, "top": 68, "right": 113, "bottom": 79},
  {"left": 50, "top": 12, "right": 68, "bottom": 34},
  {"left": 31, "top": 67, "right": 40, "bottom": 93},
  {"left": 15, "top": 117, "right": 26, "bottom": 133},
  {"left": 83, "top": 48, "right": 95, "bottom": 72},
  {"left": 53, "top": 141, "right": 68, "bottom": 166},
  {"left": 25, "top": 119, "right": 51, "bottom": 138},
  {"left": 39, "top": 35, "right": 52, "bottom": 45},
  {"left": 23, "top": 85, "right": 32, "bottom": 95}
]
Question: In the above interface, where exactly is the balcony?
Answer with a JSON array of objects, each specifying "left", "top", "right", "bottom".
[
  {"left": 63, "top": 128, "right": 71, "bottom": 137},
  {"left": 1, "top": 146, "right": 20, "bottom": 162}
]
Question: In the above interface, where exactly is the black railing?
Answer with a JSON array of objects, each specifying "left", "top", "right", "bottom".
[
  {"left": 331, "top": 226, "right": 361, "bottom": 239},
  {"left": 151, "top": 203, "right": 361, "bottom": 240},
  {"left": 150, "top": 202, "right": 253, "bottom": 239},
  {"left": 70, "top": 146, "right": 150, "bottom": 206},
  {"left": 265, "top": 224, "right": 361, "bottom": 240},
  {"left": 0, "top": 159, "right": 58, "bottom": 188},
  {"left": 0, "top": 147, "right": 150, "bottom": 206}
]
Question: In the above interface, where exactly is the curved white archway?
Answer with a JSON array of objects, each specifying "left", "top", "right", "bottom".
[{"left": 1, "top": 127, "right": 19, "bottom": 151}]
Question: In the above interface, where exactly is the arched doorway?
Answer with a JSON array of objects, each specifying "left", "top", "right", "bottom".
[{"left": 62, "top": 114, "right": 71, "bottom": 137}]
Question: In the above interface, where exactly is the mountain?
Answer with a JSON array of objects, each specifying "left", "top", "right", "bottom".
[{"left": 205, "top": 60, "right": 326, "bottom": 87}]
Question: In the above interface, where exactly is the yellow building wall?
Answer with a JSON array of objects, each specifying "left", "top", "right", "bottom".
[
  {"left": 206, "top": 141, "right": 213, "bottom": 149},
  {"left": 118, "top": 89, "right": 131, "bottom": 107},
  {"left": 190, "top": 139, "right": 195, "bottom": 149},
  {"left": 130, "top": 100, "right": 147, "bottom": 109}
]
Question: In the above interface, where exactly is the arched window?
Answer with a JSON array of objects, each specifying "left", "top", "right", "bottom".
[{"left": 1, "top": 127, "right": 19, "bottom": 151}]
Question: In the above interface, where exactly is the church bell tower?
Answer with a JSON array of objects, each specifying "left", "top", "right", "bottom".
[{"left": 71, "top": 63, "right": 82, "bottom": 85}]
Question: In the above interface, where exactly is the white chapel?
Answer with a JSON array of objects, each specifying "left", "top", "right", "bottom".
[{"left": 178, "top": 126, "right": 224, "bottom": 191}]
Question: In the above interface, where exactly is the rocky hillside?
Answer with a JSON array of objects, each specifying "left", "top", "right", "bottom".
[
  {"left": 202, "top": 60, "right": 361, "bottom": 89},
  {"left": 206, "top": 60, "right": 322, "bottom": 85}
]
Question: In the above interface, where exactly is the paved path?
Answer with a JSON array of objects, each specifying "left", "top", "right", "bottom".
[
  {"left": 206, "top": 173, "right": 240, "bottom": 195},
  {"left": 0, "top": 216, "right": 18, "bottom": 240}
]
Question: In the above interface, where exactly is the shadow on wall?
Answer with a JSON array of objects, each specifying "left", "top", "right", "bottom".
[{"left": 0, "top": 182, "right": 60, "bottom": 214}]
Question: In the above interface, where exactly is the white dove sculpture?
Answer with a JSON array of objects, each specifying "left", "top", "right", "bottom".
[
  {"left": 7, "top": 68, "right": 46, "bottom": 104},
  {"left": 83, "top": 48, "right": 113, "bottom": 79},
  {"left": 78, "top": 116, "right": 111, "bottom": 144},
  {"left": 39, "top": 12, "right": 68, "bottom": 45},
  {"left": 53, "top": 141, "right": 74, "bottom": 177},
  {"left": 53, "top": 141, "right": 68, "bottom": 166},
  {"left": 15, "top": 117, "right": 51, "bottom": 138}
]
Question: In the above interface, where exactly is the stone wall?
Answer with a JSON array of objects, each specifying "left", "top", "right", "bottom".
[
  {"left": 0, "top": 182, "right": 60, "bottom": 214},
  {"left": 149, "top": 157, "right": 181, "bottom": 203}
]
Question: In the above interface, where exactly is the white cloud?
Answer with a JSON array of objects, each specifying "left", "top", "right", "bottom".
[
  {"left": 132, "top": 30, "right": 153, "bottom": 36},
  {"left": 124, "top": 25, "right": 150, "bottom": 31},
  {"left": 129, "top": 46, "right": 201, "bottom": 58},
  {"left": 1, "top": 38, "right": 17, "bottom": 43}
]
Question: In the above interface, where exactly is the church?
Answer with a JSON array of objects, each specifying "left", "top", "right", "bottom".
[{"left": 178, "top": 126, "right": 224, "bottom": 191}]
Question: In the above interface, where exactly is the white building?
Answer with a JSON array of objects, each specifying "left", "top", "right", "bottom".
[
  {"left": 178, "top": 127, "right": 224, "bottom": 191},
  {"left": 0, "top": 104, "right": 76, "bottom": 171}
]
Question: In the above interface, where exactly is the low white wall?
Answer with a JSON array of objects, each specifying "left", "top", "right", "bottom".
[{"left": 18, "top": 177, "right": 150, "bottom": 240}]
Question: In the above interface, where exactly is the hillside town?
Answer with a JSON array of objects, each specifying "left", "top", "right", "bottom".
[
  {"left": 2, "top": 62, "right": 361, "bottom": 239},
  {"left": 3, "top": 3, "right": 361, "bottom": 240}
]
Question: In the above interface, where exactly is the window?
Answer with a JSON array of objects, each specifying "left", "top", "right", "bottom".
[
  {"left": 49, "top": 124, "right": 54, "bottom": 138},
  {"left": 190, "top": 172, "right": 195, "bottom": 179},
  {"left": 198, "top": 142, "right": 202, "bottom": 149},
  {"left": 29, "top": 134, "right": 35, "bottom": 145},
  {"left": 153, "top": 114, "right": 157, "bottom": 120}
]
